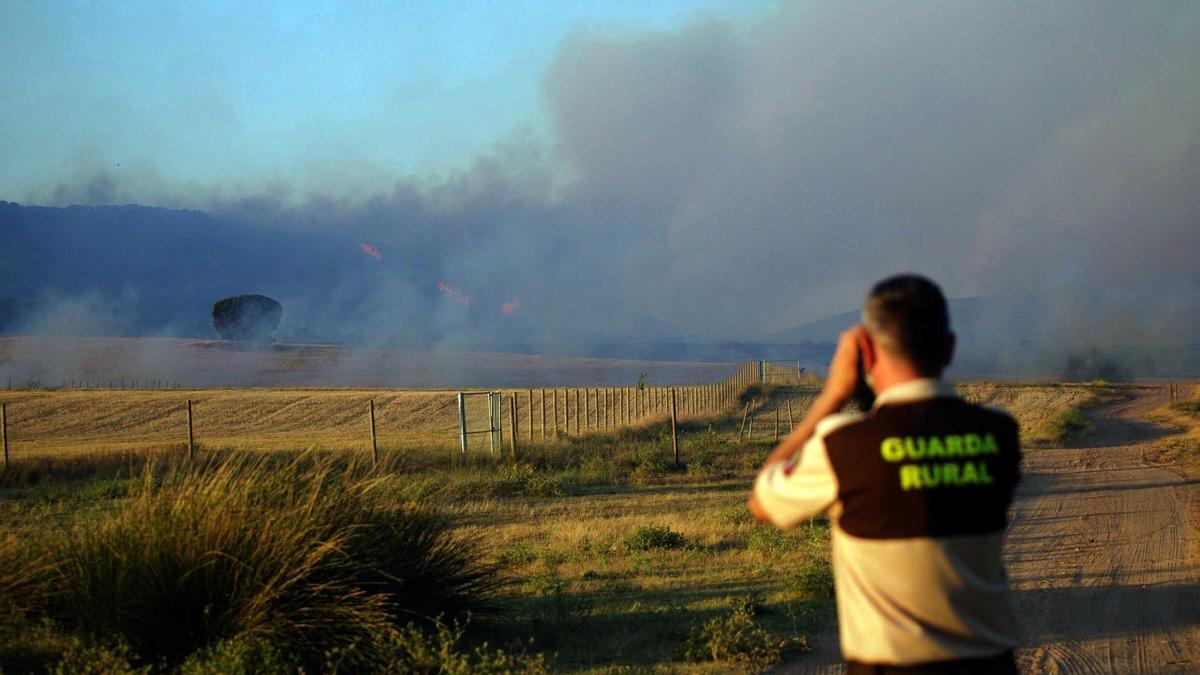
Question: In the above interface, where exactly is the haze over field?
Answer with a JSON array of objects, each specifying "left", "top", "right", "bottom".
[{"left": 2, "top": 2, "right": 1198, "bottom": 377}]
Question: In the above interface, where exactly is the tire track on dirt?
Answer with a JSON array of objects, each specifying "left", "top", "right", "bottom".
[{"left": 1009, "top": 390, "right": 1200, "bottom": 674}]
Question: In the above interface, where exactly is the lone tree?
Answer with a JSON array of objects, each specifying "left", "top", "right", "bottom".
[{"left": 212, "top": 294, "right": 282, "bottom": 342}]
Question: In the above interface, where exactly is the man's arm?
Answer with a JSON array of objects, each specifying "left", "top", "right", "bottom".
[{"left": 749, "top": 326, "right": 870, "bottom": 522}]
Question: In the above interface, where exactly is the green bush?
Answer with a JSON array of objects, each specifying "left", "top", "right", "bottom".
[
  {"left": 176, "top": 636, "right": 296, "bottom": 675},
  {"left": 683, "top": 596, "right": 803, "bottom": 668},
  {"left": 51, "top": 639, "right": 148, "bottom": 675},
  {"left": 384, "top": 619, "right": 549, "bottom": 674},
  {"left": 1172, "top": 400, "right": 1200, "bottom": 415},
  {"left": 1047, "top": 407, "right": 1090, "bottom": 445},
  {"left": 12, "top": 453, "right": 499, "bottom": 669},
  {"left": 790, "top": 557, "right": 835, "bottom": 599},
  {"left": 623, "top": 525, "right": 686, "bottom": 552}
]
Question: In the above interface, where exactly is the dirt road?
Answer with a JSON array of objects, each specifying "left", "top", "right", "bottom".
[
  {"left": 781, "top": 389, "right": 1199, "bottom": 673},
  {"left": 1009, "top": 390, "right": 1199, "bottom": 673}
]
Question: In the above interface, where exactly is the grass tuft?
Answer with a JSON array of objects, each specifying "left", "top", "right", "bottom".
[
  {"left": 5, "top": 453, "right": 500, "bottom": 669},
  {"left": 623, "top": 524, "right": 687, "bottom": 552}
]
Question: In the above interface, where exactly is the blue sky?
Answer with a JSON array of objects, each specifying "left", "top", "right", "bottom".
[{"left": 0, "top": 0, "right": 770, "bottom": 202}]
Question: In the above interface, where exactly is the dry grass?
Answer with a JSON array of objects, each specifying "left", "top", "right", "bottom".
[
  {"left": 956, "top": 382, "right": 1123, "bottom": 446},
  {"left": 1145, "top": 383, "right": 1200, "bottom": 555},
  {"left": 0, "top": 381, "right": 1110, "bottom": 672}
]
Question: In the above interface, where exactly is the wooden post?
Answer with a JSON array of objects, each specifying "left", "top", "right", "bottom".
[
  {"left": 186, "top": 399, "right": 195, "bottom": 461},
  {"left": 458, "top": 393, "right": 468, "bottom": 455},
  {"left": 574, "top": 388, "right": 581, "bottom": 433},
  {"left": 774, "top": 407, "right": 780, "bottom": 441},
  {"left": 541, "top": 389, "right": 547, "bottom": 440},
  {"left": 509, "top": 395, "right": 518, "bottom": 459},
  {"left": 670, "top": 388, "right": 680, "bottom": 468},
  {"left": 528, "top": 390, "right": 534, "bottom": 441},
  {"left": 553, "top": 389, "right": 560, "bottom": 438},
  {"left": 585, "top": 388, "right": 592, "bottom": 430},
  {"left": 739, "top": 401, "right": 750, "bottom": 440},
  {"left": 1, "top": 402, "right": 8, "bottom": 471},
  {"left": 787, "top": 398, "right": 795, "bottom": 432},
  {"left": 369, "top": 399, "right": 379, "bottom": 466}
]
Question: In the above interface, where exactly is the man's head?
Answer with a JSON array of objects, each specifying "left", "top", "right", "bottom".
[{"left": 861, "top": 274, "right": 955, "bottom": 379}]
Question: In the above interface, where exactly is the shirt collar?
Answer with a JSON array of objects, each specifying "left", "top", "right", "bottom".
[{"left": 872, "top": 378, "right": 958, "bottom": 408}]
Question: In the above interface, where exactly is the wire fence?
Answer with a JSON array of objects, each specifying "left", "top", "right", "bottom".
[{"left": 0, "top": 361, "right": 828, "bottom": 466}]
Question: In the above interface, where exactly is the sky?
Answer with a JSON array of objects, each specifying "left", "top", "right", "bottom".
[
  {"left": 0, "top": 0, "right": 768, "bottom": 198},
  {"left": 1, "top": 1, "right": 1198, "bottom": 350}
]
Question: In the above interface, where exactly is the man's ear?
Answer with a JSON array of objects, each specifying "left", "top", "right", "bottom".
[{"left": 857, "top": 328, "right": 877, "bottom": 373}]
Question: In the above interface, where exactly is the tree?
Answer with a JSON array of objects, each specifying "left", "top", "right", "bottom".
[{"left": 212, "top": 294, "right": 282, "bottom": 342}]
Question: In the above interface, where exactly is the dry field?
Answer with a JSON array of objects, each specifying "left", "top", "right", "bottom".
[
  {"left": 0, "top": 336, "right": 744, "bottom": 389},
  {"left": 0, "top": 380, "right": 1099, "bottom": 461},
  {"left": 1, "top": 378, "right": 1139, "bottom": 672}
]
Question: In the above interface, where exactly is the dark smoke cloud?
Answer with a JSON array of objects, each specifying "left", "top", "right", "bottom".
[{"left": 20, "top": 2, "right": 1200, "bottom": 353}]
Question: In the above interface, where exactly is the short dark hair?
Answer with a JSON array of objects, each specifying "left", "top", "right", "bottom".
[{"left": 862, "top": 274, "right": 951, "bottom": 375}]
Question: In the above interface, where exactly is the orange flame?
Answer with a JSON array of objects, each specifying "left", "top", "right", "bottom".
[
  {"left": 360, "top": 243, "right": 383, "bottom": 261},
  {"left": 437, "top": 281, "right": 471, "bottom": 306}
]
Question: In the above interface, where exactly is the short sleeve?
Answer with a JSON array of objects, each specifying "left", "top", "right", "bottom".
[{"left": 753, "top": 435, "right": 839, "bottom": 530}]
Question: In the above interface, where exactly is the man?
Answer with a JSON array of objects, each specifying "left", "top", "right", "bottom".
[{"left": 749, "top": 274, "right": 1021, "bottom": 674}]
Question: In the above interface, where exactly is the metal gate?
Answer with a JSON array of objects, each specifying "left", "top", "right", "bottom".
[
  {"left": 758, "top": 360, "right": 811, "bottom": 385},
  {"left": 456, "top": 391, "right": 502, "bottom": 455}
]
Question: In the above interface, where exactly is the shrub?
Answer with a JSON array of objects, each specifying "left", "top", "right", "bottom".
[
  {"left": 51, "top": 639, "right": 148, "bottom": 675},
  {"left": 790, "top": 557, "right": 835, "bottom": 599},
  {"left": 176, "top": 636, "right": 296, "bottom": 675},
  {"left": 683, "top": 596, "right": 802, "bottom": 668},
  {"left": 1047, "top": 407, "right": 1090, "bottom": 445},
  {"left": 629, "top": 443, "right": 671, "bottom": 485},
  {"left": 18, "top": 453, "right": 499, "bottom": 669},
  {"left": 383, "top": 619, "right": 549, "bottom": 674},
  {"left": 623, "top": 525, "right": 686, "bottom": 552}
]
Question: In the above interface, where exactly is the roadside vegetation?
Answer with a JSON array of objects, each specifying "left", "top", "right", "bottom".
[
  {"left": 0, "top": 381, "right": 1101, "bottom": 673},
  {"left": 958, "top": 382, "right": 1128, "bottom": 447},
  {"left": 0, "top": 396, "right": 831, "bottom": 674},
  {"left": 1147, "top": 383, "right": 1200, "bottom": 553}
]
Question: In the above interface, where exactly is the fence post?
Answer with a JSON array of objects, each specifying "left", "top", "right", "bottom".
[
  {"left": 2, "top": 402, "right": 8, "bottom": 471},
  {"left": 509, "top": 395, "right": 518, "bottom": 460},
  {"left": 186, "top": 399, "right": 195, "bottom": 461},
  {"left": 540, "top": 389, "right": 547, "bottom": 440},
  {"left": 369, "top": 399, "right": 379, "bottom": 467},
  {"left": 787, "top": 398, "right": 795, "bottom": 432},
  {"left": 774, "top": 407, "right": 780, "bottom": 441},
  {"left": 739, "top": 401, "right": 750, "bottom": 440},
  {"left": 457, "top": 393, "right": 467, "bottom": 455},
  {"left": 574, "top": 389, "right": 581, "bottom": 433},
  {"left": 528, "top": 389, "right": 534, "bottom": 441},
  {"left": 553, "top": 389, "right": 560, "bottom": 438},
  {"left": 670, "top": 388, "right": 680, "bottom": 468}
]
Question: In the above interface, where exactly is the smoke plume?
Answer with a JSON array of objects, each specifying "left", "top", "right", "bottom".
[{"left": 8, "top": 2, "right": 1199, "bottom": 370}]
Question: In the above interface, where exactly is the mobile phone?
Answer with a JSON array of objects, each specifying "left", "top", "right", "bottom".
[{"left": 851, "top": 349, "right": 875, "bottom": 411}]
